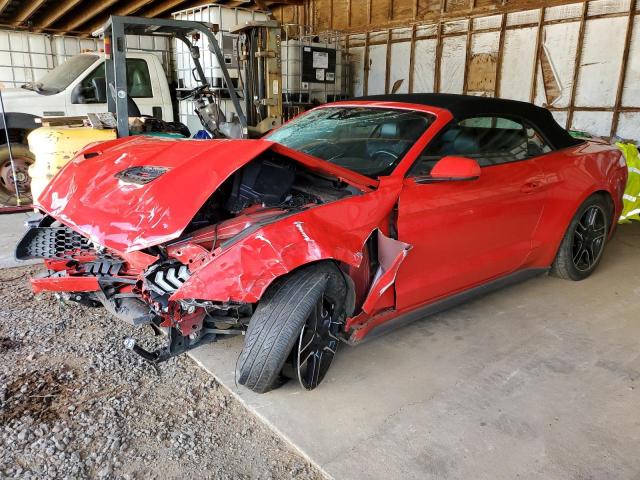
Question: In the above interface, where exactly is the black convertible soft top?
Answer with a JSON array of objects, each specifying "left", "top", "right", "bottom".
[{"left": 354, "top": 93, "right": 582, "bottom": 150}]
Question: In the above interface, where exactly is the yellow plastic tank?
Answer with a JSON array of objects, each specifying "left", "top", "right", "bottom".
[{"left": 27, "top": 126, "right": 116, "bottom": 205}]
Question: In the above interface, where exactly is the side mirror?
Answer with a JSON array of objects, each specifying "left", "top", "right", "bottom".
[
  {"left": 91, "top": 77, "right": 107, "bottom": 103},
  {"left": 429, "top": 156, "right": 480, "bottom": 181}
]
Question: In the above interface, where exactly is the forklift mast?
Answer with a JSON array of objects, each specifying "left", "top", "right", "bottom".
[
  {"left": 232, "top": 20, "right": 283, "bottom": 137},
  {"left": 101, "top": 15, "right": 248, "bottom": 138}
]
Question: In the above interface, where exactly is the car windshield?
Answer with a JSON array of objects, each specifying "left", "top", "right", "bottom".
[
  {"left": 266, "top": 107, "right": 435, "bottom": 177},
  {"left": 22, "top": 54, "right": 99, "bottom": 94}
]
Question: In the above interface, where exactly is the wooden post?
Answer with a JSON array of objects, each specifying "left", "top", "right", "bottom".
[
  {"left": 462, "top": 18, "right": 473, "bottom": 94},
  {"left": 529, "top": 7, "right": 545, "bottom": 103},
  {"left": 330, "top": 0, "right": 334, "bottom": 30},
  {"left": 408, "top": 24, "right": 417, "bottom": 93},
  {"left": 385, "top": 29, "right": 393, "bottom": 93},
  {"left": 434, "top": 20, "right": 443, "bottom": 93},
  {"left": 494, "top": 12, "right": 508, "bottom": 98},
  {"left": 610, "top": 0, "right": 637, "bottom": 137},
  {"left": 566, "top": 1, "right": 588, "bottom": 130},
  {"left": 363, "top": 31, "right": 370, "bottom": 95}
]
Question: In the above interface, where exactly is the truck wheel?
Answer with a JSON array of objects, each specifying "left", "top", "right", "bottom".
[
  {"left": 238, "top": 263, "right": 347, "bottom": 394},
  {"left": 0, "top": 144, "right": 34, "bottom": 207}
]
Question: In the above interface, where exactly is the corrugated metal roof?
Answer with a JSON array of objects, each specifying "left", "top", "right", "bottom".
[{"left": 0, "top": 0, "right": 296, "bottom": 35}]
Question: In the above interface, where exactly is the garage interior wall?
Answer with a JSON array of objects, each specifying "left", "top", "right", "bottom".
[
  {"left": 0, "top": 32, "right": 172, "bottom": 89},
  {"left": 273, "top": 0, "right": 640, "bottom": 140}
]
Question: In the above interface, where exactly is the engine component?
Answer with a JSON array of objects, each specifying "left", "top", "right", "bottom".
[{"left": 226, "top": 158, "right": 296, "bottom": 213}]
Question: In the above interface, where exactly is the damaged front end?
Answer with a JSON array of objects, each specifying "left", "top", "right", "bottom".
[{"left": 19, "top": 136, "right": 411, "bottom": 364}]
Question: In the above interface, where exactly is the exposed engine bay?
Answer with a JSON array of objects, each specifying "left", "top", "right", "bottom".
[
  {"left": 184, "top": 152, "right": 360, "bottom": 233},
  {"left": 17, "top": 149, "right": 364, "bottom": 363}
]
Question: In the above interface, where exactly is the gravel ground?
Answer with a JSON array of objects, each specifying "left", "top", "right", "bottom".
[{"left": 0, "top": 266, "right": 324, "bottom": 480}]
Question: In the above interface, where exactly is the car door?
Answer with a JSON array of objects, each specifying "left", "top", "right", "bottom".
[
  {"left": 68, "top": 57, "right": 166, "bottom": 119},
  {"left": 394, "top": 116, "right": 551, "bottom": 311}
]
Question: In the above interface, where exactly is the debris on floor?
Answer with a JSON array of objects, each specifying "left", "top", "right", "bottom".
[{"left": 0, "top": 266, "right": 324, "bottom": 480}]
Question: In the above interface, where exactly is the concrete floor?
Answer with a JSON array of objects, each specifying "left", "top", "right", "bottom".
[{"left": 3, "top": 213, "right": 640, "bottom": 479}]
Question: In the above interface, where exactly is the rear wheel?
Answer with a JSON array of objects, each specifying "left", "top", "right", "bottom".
[
  {"left": 0, "top": 144, "right": 34, "bottom": 207},
  {"left": 551, "top": 194, "right": 610, "bottom": 281},
  {"left": 237, "top": 263, "right": 347, "bottom": 394}
]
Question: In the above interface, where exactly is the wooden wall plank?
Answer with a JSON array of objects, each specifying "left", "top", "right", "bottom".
[
  {"left": 349, "top": 0, "right": 369, "bottom": 28},
  {"left": 333, "top": 0, "right": 350, "bottom": 30},
  {"left": 371, "top": 0, "right": 392, "bottom": 25}
]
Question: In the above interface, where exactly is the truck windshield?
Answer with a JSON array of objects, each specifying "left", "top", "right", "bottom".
[
  {"left": 266, "top": 107, "right": 434, "bottom": 177},
  {"left": 22, "top": 54, "right": 99, "bottom": 94}
]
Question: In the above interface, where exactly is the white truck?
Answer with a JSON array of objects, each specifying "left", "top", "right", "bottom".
[{"left": 0, "top": 51, "right": 175, "bottom": 206}]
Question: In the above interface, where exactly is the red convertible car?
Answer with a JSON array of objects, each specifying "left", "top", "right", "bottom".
[{"left": 17, "top": 94, "right": 627, "bottom": 393}]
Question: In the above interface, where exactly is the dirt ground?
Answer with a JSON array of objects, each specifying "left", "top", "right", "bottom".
[{"left": 0, "top": 266, "right": 324, "bottom": 480}]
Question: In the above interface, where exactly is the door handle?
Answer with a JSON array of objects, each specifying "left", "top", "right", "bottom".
[{"left": 521, "top": 181, "right": 543, "bottom": 193}]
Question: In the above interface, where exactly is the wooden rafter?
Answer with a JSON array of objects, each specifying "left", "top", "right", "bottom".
[
  {"left": 11, "top": 0, "right": 48, "bottom": 27},
  {"left": 0, "top": 0, "right": 12, "bottom": 17},
  {"left": 58, "top": 0, "right": 121, "bottom": 33},
  {"left": 33, "top": 0, "right": 83, "bottom": 31},
  {"left": 83, "top": 0, "right": 156, "bottom": 34},
  {"left": 144, "top": 0, "right": 192, "bottom": 18}
]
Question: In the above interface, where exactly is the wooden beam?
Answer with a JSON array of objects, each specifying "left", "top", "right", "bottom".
[
  {"left": 434, "top": 20, "right": 443, "bottom": 93},
  {"left": 33, "top": 0, "right": 82, "bottom": 30},
  {"left": 408, "top": 24, "right": 417, "bottom": 93},
  {"left": 144, "top": 0, "right": 191, "bottom": 18},
  {"left": 610, "top": 0, "right": 637, "bottom": 138},
  {"left": 363, "top": 31, "right": 370, "bottom": 95},
  {"left": 384, "top": 28, "right": 392, "bottom": 93},
  {"left": 566, "top": 0, "right": 588, "bottom": 130},
  {"left": 529, "top": 7, "right": 545, "bottom": 103},
  {"left": 461, "top": 18, "right": 473, "bottom": 94},
  {"left": 10, "top": 0, "right": 48, "bottom": 26},
  {"left": 493, "top": 12, "right": 507, "bottom": 98},
  {"left": 58, "top": 0, "right": 120, "bottom": 33},
  {"left": 84, "top": 0, "right": 155, "bottom": 34},
  {"left": 0, "top": 0, "right": 11, "bottom": 16}
]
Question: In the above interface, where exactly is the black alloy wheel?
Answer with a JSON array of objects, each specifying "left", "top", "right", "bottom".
[
  {"left": 295, "top": 294, "right": 340, "bottom": 390},
  {"left": 551, "top": 194, "right": 611, "bottom": 281},
  {"left": 572, "top": 205, "right": 606, "bottom": 272}
]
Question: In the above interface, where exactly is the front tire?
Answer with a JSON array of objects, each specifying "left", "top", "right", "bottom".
[
  {"left": 238, "top": 263, "right": 347, "bottom": 394},
  {"left": 551, "top": 194, "right": 610, "bottom": 281}
]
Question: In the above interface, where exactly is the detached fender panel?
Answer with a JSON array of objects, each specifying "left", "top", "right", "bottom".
[{"left": 171, "top": 178, "right": 404, "bottom": 304}]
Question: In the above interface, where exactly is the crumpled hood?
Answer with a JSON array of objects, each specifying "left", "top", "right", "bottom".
[{"left": 37, "top": 136, "right": 274, "bottom": 253}]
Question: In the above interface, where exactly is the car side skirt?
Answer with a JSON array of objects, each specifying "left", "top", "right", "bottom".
[{"left": 347, "top": 267, "right": 549, "bottom": 344}]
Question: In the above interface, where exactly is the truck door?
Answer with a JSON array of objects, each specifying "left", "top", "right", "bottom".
[{"left": 67, "top": 57, "right": 171, "bottom": 121}]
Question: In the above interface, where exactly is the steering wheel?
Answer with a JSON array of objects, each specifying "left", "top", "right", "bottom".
[{"left": 371, "top": 149, "right": 399, "bottom": 167}]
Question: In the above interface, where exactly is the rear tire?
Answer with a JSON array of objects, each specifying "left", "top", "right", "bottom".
[
  {"left": 551, "top": 194, "right": 610, "bottom": 281},
  {"left": 0, "top": 144, "right": 34, "bottom": 207},
  {"left": 238, "top": 263, "right": 347, "bottom": 394}
]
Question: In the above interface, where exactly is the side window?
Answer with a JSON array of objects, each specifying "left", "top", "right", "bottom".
[
  {"left": 126, "top": 59, "right": 153, "bottom": 98},
  {"left": 409, "top": 116, "right": 552, "bottom": 176},
  {"left": 76, "top": 62, "right": 106, "bottom": 104},
  {"left": 74, "top": 59, "right": 154, "bottom": 103}
]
